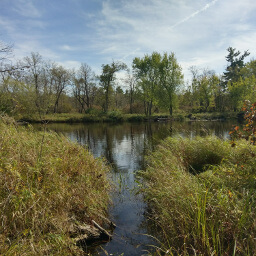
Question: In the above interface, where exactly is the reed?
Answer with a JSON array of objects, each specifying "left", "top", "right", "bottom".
[
  {"left": 0, "top": 116, "right": 111, "bottom": 255},
  {"left": 140, "top": 136, "right": 256, "bottom": 255}
]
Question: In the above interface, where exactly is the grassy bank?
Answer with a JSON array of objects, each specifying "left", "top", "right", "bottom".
[
  {"left": 140, "top": 136, "right": 256, "bottom": 255},
  {"left": 189, "top": 111, "right": 239, "bottom": 121},
  {"left": 17, "top": 112, "right": 146, "bottom": 123},
  {"left": 0, "top": 116, "right": 111, "bottom": 255},
  {"left": 16, "top": 111, "right": 239, "bottom": 124}
]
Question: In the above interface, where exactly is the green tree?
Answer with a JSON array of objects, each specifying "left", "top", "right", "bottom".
[
  {"left": 158, "top": 52, "right": 183, "bottom": 116},
  {"left": 240, "top": 59, "right": 256, "bottom": 103},
  {"left": 228, "top": 76, "right": 256, "bottom": 112},
  {"left": 133, "top": 52, "right": 184, "bottom": 116},
  {"left": 100, "top": 61, "right": 127, "bottom": 113},
  {"left": 223, "top": 47, "right": 250, "bottom": 86},
  {"left": 133, "top": 52, "right": 161, "bottom": 116},
  {"left": 241, "top": 59, "right": 256, "bottom": 76},
  {"left": 187, "top": 67, "right": 220, "bottom": 112},
  {"left": 225, "top": 55, "right": 256, "bottom": 112}
]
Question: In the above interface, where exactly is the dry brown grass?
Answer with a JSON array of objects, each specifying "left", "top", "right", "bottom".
[{"left": 0, "top": 116, "right": 111, "bottom": 255}]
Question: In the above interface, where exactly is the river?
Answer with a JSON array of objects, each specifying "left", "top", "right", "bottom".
[{"left": 34, "top": 120, "right": 234, "bottom": 255}]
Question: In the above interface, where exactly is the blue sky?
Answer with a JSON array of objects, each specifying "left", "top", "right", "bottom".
[{"left": 1, "top": 0, "right": 256, "bottom": 81}]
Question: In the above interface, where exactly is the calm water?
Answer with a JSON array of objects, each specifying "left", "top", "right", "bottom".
[{"left": 34, "top": 120, "right": 235, "bottom": 255}]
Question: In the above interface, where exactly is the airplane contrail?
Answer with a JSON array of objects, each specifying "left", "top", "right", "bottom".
[{"left": 170, "top": 0, "right": 218, "bottom": 29}]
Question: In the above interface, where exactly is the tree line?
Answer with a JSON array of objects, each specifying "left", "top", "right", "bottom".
[{"left": 0, "top": 40, "right": 255, "bottom": 118}]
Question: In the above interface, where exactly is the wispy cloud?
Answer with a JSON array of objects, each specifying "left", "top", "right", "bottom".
[
  {"left": 14, "top": 39, "right": 59, "bottom": 61},
  {"left": 1, "top": 0, "right": 256, "bottom": 81},
  {"left": 13, "top": 0, "right": 41, "bottom": 18},
  {"left": 170, "top": 0, "right": 218, "bottom": 29},
  {"left": 83, "top": 0, "right": 256, "bottom": 80},
  {"left": 60, "top": 45, "right": 76, "bottom": 51}
]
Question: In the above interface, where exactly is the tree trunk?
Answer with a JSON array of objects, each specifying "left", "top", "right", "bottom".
[
  {"left": 105, "top": 84, "right": 109, "bottom": 113},
  {"left": 169, "top": 104, "right": 173, "bottom": 116}
]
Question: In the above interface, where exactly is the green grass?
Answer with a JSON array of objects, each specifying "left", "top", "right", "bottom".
[
  {"left": 140, "top": 136, "right": 256, "bottom": 255},
  {"left": 17, "top": 112, "right": 148, "bottom": 123},
  {"left": 189, "top": 111, "right": 238, "bottom": 121},
  {"left": 15, "top": 111, "right": 239, "bottom": 124},
  {"left": 0, "top": 116, "right": 111, "bottom": 255}
]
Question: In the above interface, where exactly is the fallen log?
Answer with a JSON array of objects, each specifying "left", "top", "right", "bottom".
[{"left": 68, "top": 217, "right": 114, "bottom": 249}]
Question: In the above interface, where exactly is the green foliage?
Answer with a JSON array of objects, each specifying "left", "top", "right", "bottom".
[
  {"left": 107, "top": 110, "right": 124, "bottom": 122},
  {"left": 140, "top": 136, "right": 256, "bottom": 255},
  {"left": 183, "top": 68, "right": 220, "bottom": 113},
  {"left": 0, "top": 117, "right": 111, "bottom": 255},
  {"left": 133, "top": 52, "right": 183, "bottom": 116},
  {"left": 158, "top": 52, "right": 183, "bottom": 115},
  {"left": 0, "top": 45, "right": 256, "bottom": 118},
  {"left": 133, "top": 52, "right": 161, "bottom": 116}
]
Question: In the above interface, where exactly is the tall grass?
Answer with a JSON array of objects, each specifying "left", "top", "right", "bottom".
[
  {"left": 0, "top": 116, "right": 111, "bottom": 255},
  {"left": 140, "top": 136, "right": 256, "bottom": 255}
]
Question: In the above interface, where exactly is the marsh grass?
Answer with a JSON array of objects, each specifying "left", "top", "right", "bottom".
[
  {"left": 16, "top": 111, "right": 238, "bottom": 124},
  {"left": 18, "top": 112, "right": 143, "bottom": 123},
  {"left": 0, "top": 116, "right": 111, "bottom": 255},
  {"left": 140, "top": 136, "right": 256, "bottom": 255}
]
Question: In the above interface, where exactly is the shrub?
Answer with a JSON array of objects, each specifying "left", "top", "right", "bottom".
[
  {"left": 107, "top": 110, "right": 124, "bottom": 122},
  {"left": 230, "top": 100, "right": 256, "bottom": 146}
]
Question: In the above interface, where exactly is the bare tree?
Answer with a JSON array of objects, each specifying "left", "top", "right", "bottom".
[
  {"left": 73, "top": 63, "right": 96, "bottom": 112},
  {"left": 51, "top": 64, "right": 71, "bottom": 113},
  {"left": 0, "top": 40, "right": 12, "bottom": 61},
  {"left": 124, "top": 69, "right": 137, "bottom": 114},
  {"left": 0, "top": 40, "right": 13, "bottom": 73}
]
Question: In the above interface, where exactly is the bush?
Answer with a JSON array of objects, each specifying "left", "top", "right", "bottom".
[
  {"left": 230, "top": 101, "right": 256, "bottom": 145},
  {"left": 107, "top": 110, "right": 124, "bottom": 122}
]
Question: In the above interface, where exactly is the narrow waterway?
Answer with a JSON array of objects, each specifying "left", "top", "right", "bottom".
[{"left": 35, "top": 120, "right": 234, "bottom": 255}]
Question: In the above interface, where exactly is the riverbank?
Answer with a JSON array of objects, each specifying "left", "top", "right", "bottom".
[
  {"left": 140, "top": 136, "right": 256, "bottom": 255},
  {"left": 0, "top": 116, "right": 111, "bottom": 255},
  {"left": 16, "top": 111, "right": 239, "bottom": 124}
]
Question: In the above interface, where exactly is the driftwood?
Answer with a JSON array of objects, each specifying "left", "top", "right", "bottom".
[
  {"left": 96, "top": 214, "right": 116, "bottom": 229},
  {"left": 92, "top": 220, "right": 112, "bottom": 239},
  {"left": 68, "top": 217, "right": 114, "bottom": 248}
]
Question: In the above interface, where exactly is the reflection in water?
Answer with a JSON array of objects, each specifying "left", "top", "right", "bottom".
[{"left": 34, "top": 120, "right": 235, "bottom": 255}]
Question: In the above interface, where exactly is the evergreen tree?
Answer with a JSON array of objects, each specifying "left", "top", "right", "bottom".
[{"left": 223, "top": 47, "right": 250, "bottom": 85}]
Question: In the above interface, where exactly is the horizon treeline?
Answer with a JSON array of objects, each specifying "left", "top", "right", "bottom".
[{"left": 0, "top": 41, "right": 255, "bottom": 118}]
